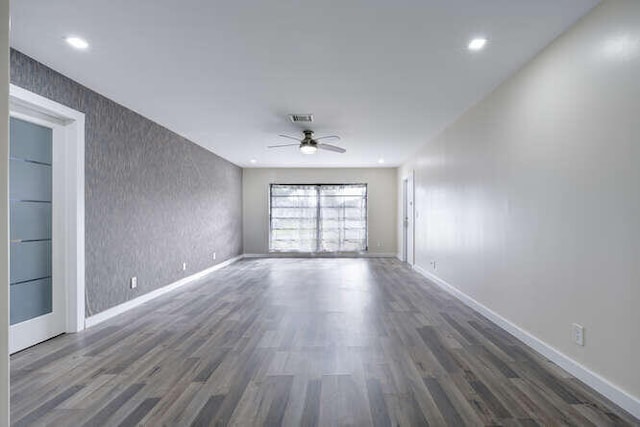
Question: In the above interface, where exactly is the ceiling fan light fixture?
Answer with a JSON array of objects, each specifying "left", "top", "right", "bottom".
[
  {"left": 300, "top": 144, "right": 317, "bottom": 155},
  {"left": 65, "top": 36, "right": 89, "bottom": 50},
  {"left": 468, "top": 37, "right": 488, "bottom": 51}
]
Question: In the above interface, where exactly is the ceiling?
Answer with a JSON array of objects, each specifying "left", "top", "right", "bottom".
[{"left": 10, "top": 0, "right": 599, "bottom": 168}]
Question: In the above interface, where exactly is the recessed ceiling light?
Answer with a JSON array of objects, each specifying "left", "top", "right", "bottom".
[
  {"left": 378, "top": 158, "right": 385, "bottom": 164},
  {"left": 468, "top": 38, "right": 488, "bottom": 51},
  {"left": 250, "top": 159, "right": 257, "bottom": 164},
  {"left": 65, "top": 36, "right": 89, "bottom": 50}
]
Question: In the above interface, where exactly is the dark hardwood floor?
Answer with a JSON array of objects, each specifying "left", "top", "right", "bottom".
[{"left": 10, "top": 258, "right": 639, "bottom": 426}]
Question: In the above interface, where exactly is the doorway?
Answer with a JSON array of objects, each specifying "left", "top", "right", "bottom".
[
  {"left": 402, "top": 171, "right": 415, "bottom": 266},
  {"left": 9, "top": 85, "right": 85, "bottom": 352}
]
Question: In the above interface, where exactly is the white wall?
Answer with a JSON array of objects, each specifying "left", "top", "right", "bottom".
[
  {"left": 400, "top": 0, "right": 640, "bottom": 410},
  {"left": 243, "top": 168, "right": 397, "bottom": 255},
  {"left": 1, "top": 0, "right": 9, "bottom": 422}
]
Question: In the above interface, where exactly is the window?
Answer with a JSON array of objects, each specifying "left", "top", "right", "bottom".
[{"left": 270, "top": 184, "right": 367, "bottom": 252}]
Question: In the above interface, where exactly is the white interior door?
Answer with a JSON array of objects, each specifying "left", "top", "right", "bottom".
[
  {"left": 402, "top": 179, "right": 408, "bottom": 262},
  {"left": 404, "top": 171, "right": 415, "bottom": 266},
  {"left": 9, "top": 115, "right": 66, "bottom": 352}
]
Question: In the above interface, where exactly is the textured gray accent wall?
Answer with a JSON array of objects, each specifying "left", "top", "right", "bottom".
[{"left": 10, "top": 49, "right": 243, "bottom": 316}]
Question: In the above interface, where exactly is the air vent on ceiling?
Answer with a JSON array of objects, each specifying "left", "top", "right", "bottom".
[{"left": 289, "top": 113, "right": 314, "bottom": 123}]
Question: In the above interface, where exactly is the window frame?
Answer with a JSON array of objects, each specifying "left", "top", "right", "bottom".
[{"left": 269, "top": 183, "right": 368, "bottom": 253}]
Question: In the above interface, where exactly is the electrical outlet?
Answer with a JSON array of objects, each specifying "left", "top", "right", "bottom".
[
  {"left": 430, "top": 260, "right": 437, "bottom": 270},
  {"left": 377, "top": 242, "right": 382, "bottom": 248},
  {"left": 572, "top": 323, "right": 584, "bottom": 346},
  {"left": 130, "top": 277, "right": 137, "bottom": 289},
  {"left": 182, "top": 262, "right": 187, "bottom": 271},
  {"left": 213, "top": 252, "right": 217, "bottom": 260}
]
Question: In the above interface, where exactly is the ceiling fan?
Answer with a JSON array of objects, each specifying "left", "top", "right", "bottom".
[{"left": 267, "top": 130, "right": 345, "bottom": 154}]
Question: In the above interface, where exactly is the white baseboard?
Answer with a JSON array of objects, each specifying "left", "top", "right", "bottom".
[
  {"left": 85, "top": 255, "right": 244, "bottom": 328},
  {"left": 412, "top": 264, "right": 640, "bottom": 420},
  {"left": 243, "top": 252, "right": 397, "bottom": 258}
]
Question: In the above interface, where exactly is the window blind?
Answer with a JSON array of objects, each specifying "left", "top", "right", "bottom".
[{"left": 270, "top": 184, "right": 367, "bottom": 252}]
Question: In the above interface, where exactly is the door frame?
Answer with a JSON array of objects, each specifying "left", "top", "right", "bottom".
[
  {"left": 402, "top": 171, "right": 415, "bottom": 266},
  {"left": 9, "top": 85, "right": 85, "bottom": 352}
]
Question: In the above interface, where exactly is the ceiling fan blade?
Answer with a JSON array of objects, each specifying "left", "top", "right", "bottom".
[
  {"left": 278, "top": 134, "right": 301, "bottom": 142},
  {"left": 267, "top": 143, "right": 300, "bottom": 149},
  {"left": 318, "top": 143, "right": 346, "bottom": 153},
  {"left": 314, "top": 135, "right": 341, "bottom": 142}
]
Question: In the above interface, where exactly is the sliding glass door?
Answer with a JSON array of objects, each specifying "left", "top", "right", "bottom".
[
  {"left": 270, "top": 185, "right": 319, "bottom": 252},
  {"left": 270, "top": 184, "right": 367, "bottom": 253},
  {"left": 318, "top": 185, "right": 367, "bottom": 252}
]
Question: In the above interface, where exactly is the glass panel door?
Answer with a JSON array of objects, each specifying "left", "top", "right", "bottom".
[
  {"left": 319, "top": 185, "right": 367, "bottom": 252},
  {"left": 270, "top": 185, "right": 319, "bottom": 252},
  {"left": 9, "top": 117, "right": 53, "bottom": 325}
]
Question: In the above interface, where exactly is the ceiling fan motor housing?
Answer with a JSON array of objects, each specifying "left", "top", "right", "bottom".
[
  {"left": 301, "top": 130, "right": 317, "bottom": 148},
  {"left": 302, "top": 130, "right": 315, "bottom": 143}
]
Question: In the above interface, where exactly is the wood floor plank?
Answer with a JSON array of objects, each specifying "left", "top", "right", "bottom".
[
  {"left": 13, "top": 384, "right": 85, "bottom": 427},
  {"left": 118, "top": 397, "right": 161, "bottom": 427},
  {"left": 9, "top": 258, "right": 639, "bottom": 426},
  {"left": 263, "top": 375, "right": 294, "bottom": 426},
  {"left": 191, "top": 394, "right": 225, "bottom": 427},
  {"left": 468, "top": 379, "right": 512, "bottom": 419},
  {"left": 417, "top": 326, "right": 461, "bottom": 373},
  {"left": 366, "top": 378, "right": 391, "bottom": 427},
  {"left": 423, "top": 377, "right": 465, "bottom": 425},
  {"left": 81, "top": 383, "right": 146, "bottom": 426},
  {"left": 193, "top": 349, "right": 230, "bottom": 383},
  {"left": 300, "top": 379, "right": 321, "bottom": 427}
]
